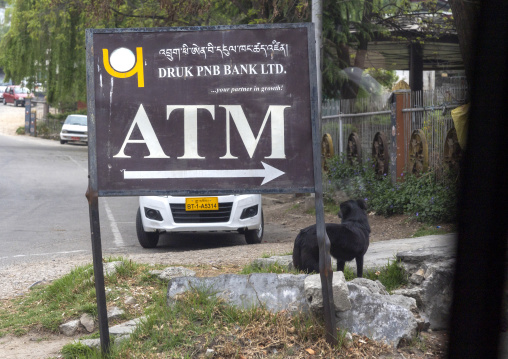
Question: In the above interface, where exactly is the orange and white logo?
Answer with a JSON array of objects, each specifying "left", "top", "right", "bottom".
[{"left": 103, "top": 47, "right": 144, "bottom": 87}]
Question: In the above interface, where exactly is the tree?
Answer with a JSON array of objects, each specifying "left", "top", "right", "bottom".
[
  {"left": 0, "top": 0, "right": 464, "bottom": 107},
  {"left": 0, "top": 0, "right": 217, "bottom": 109}
]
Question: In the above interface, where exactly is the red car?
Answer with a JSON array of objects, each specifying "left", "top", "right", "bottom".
[{"left": 3, "top": 85, "right": 32, "bottom": 106}]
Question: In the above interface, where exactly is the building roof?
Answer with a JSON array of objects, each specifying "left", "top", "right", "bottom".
[{"left": 357, "top": 36, "right": 464, "bottom": 71}]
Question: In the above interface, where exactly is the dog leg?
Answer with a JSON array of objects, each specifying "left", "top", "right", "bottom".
[
  {"left": 355, "top": 256, "right": 364, "bottom": 278},
  {"left": 336, "top": 259, "right": 346, "bottom": 273}
]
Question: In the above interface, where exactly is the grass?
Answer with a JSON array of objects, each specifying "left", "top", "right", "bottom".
[
  {"left": 0, "top": 258, "right": 165, "bottom": 337},
  {"left": 412, "top": 224, "right": 455, "bottom": 238},
  {"left": 304, "top": 198, "right": 341, "bottom": 216},
  {"left": 1, "top": 257, "right": 410, "bottom": 358},
  {"left": 241, "top": 262, "right": 301, "bottom": 275}
]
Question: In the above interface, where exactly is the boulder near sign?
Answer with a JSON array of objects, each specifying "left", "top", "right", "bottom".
[{"left": 87, "top": 24, "right": 317, "bottom": 195}]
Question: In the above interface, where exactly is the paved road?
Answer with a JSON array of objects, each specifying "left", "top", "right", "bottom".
[{"left": 0, "top": 131, "right": 283, "bottom": 269}]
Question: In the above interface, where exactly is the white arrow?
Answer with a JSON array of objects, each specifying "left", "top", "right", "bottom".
[{"left": 122, "top": 162, "right": 285, "bottom": 185}]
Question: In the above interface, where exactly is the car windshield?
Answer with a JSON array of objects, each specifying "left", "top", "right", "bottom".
[
  {"left": 13, "top": 87, "right": 30, "bottom": 94},
  {"left": 64, "top": 115, "right": 87, "bottom": 126}
]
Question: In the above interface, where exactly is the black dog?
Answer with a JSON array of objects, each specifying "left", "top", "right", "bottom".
[{"left": 292, "top": 199, "right": 371, "bottom": 277}]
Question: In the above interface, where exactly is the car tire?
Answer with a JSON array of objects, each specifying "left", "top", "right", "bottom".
[
  {"left": 60, "top": 139, "right": 67, "bottom": 144},
  {"left": 136, "top": 208, "right": 159, "bottom": 248},
  {"left": 2, "top": 98, "right": 5, "bottom": 105},
  {"left": 245, "top": 211, "right": 264, "bottom": 244}
]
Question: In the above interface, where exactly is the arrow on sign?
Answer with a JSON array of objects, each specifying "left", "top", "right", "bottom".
[{"left": 122, "top": 162, "right": 285, "bottom": 185}]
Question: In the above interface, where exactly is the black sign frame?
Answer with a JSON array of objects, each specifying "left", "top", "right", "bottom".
[{"left": 86, "top": 23, "right": 319, "bottom": 197}]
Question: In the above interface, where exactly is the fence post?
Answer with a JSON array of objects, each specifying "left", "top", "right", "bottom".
[{"left": 390, "top": 90, "right": 411, "bottom": 183}]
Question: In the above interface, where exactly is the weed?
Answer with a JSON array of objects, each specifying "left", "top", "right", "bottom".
[
  {"left": 61, "top": 342, "right": 106, "bottom": 359},
  {"left": 15, "top": 126, "right": 25, "bottom": 135},
  {"left": 343, "top": 259, "right": 407, "bottom": 292},
  {"left": 241, "top": 262, "right": 301, "bottom": 275}
]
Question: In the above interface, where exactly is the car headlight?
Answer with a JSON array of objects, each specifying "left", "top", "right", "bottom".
[
  {"left": 84, "top": 131, "right": 88, "bottom": 135},
  {"left": 61, "top": 130, "right": 68, "bottom": 134}
]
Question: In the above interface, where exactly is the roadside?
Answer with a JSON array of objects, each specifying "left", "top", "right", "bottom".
[{"left": 0, "top": 103, "right": 25, "bottom": 136}]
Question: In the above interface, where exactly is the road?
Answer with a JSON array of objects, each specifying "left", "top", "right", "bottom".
[{"left": 0, "top": 104, "right": 280, "bottom": 269}]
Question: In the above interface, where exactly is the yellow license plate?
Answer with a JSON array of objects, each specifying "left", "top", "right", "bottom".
[{"left": 185, "top": 197, "right": 219, "bottom": 211}]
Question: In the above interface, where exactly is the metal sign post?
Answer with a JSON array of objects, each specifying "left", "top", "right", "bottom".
[{"left": 85, "top": 23, "right": 336, "bottom": 353}]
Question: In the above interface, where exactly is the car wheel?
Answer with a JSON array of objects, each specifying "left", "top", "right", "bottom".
[
  {"left": 60, "top": 139, "right": 67, "bottom": 144},
  {"left": 136, "top": 208, "right": 159, "bottom": 248},
  {"left": 245, "top": 211, "right": 264, "bottom": 244},
  {"left": 2, "top": 98, "right": 5, "bottom": 105}
]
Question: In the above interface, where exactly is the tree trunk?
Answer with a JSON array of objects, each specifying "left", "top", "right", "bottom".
[{"left": 346, "top": 0, "right": 373, "bottom": 99}]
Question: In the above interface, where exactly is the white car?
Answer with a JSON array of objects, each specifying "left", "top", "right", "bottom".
[
  {"left": 136, "top": 194, "right": 264, "bottom": 248},
  {"left": 60, "top": 114, "right": 88, "bottom": 144}
]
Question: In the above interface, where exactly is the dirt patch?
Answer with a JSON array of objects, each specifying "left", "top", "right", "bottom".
[
  {"left": 0, "top": 332, "right": 76, "bottom": 359},
  {"left": 263, "top": 193, "right": 453, "bottom": 244}
]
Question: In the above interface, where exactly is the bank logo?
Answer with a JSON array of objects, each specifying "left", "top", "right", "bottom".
[{"left": 103, "top": 47, "right": 144, "bottom": 87}]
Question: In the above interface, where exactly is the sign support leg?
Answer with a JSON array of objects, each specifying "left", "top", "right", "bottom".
[
  {"left": 86, "top": 181, "right": 110, "bottom": 354},
  {"left": 315, "top": 191, "right": 337, "bottom": 345}
]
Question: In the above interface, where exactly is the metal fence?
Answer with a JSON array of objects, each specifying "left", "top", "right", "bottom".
[
  {"left": 402, "top": 87, "right": 468, "bottom": 173},
  {"left": 322, "top": 94, "right": 392, "bottom": 164},
  {"left": 321, "top": 84, "right": 468, "bottom": 175}
]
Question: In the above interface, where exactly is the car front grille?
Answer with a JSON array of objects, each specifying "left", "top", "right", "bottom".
[
  {"left": 66, "top": 131, "right": 86, "bottom": 135},
  {"left": 170, "top": 202, "right": 233, "bottom": 223}
]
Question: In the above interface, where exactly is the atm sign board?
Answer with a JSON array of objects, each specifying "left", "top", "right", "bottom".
[{"left": 86, "top": 23, "right": 318, "bottom": 196}]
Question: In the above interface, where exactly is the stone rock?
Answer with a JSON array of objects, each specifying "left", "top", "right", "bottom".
[
  {"left": 114, "top": 335, "right": 131, "bottom": 344},
  {"left": 394, "top": 247, "right": 455, "bottom": 330},
  {"left": 396, "top": 247, "right": 455, "bottom": 274},
  {"left": 410, "top": 268, "right": 426, "bottom": 285},
  {"left": 125, "top": 296, "right": 137, "bottom": 305},
  {"left": 103, "top": 261, "right": 124, "bottom": 276},
  {"left": 157, "top": 267, "right": 196, "bottom": 281},
  {"left": 351, "top": 278, "right": 389, "bottom": 295},
  {"left": 415, "top": 261, "right": 454, "bottom": 330},
  {"left": 59, "top": 319, "right": 80, "bottom": 336},
  {"left": 251, "top": 255, "right": 294, "bottom": 270},
  {"left": 107, "top": 306, "right": 125, "bottom": 320},
  {"left": 109, "top": 317, "right": 145, "bottom": 336},
  {"left": 304, "top": 272, "right": 351, "bottom": 313},
  {"left": 77, "top": 317, "right": 146, "bottom": 349},
  {"left": 78, "top": 338, "right": 100, "bottom": 348},
  {"left": 167, "top": 273, "right": 309, "bottom": 313},
  {"left": 336, "top": 279, "right": 417, "bottom": 347},
  {"left": 343, "top": 332, "right": 354, "bottom": 348},
  {"left": 80, "top": 313, "right": 95, "bottom": 333}
]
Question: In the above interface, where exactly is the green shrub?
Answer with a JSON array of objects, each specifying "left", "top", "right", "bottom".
[
  {"left": 326, "top": 154, "right": 458, "bottom": 223},
  {"left": 36, "top": 123, "right": 50, "bottom": 138}
]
